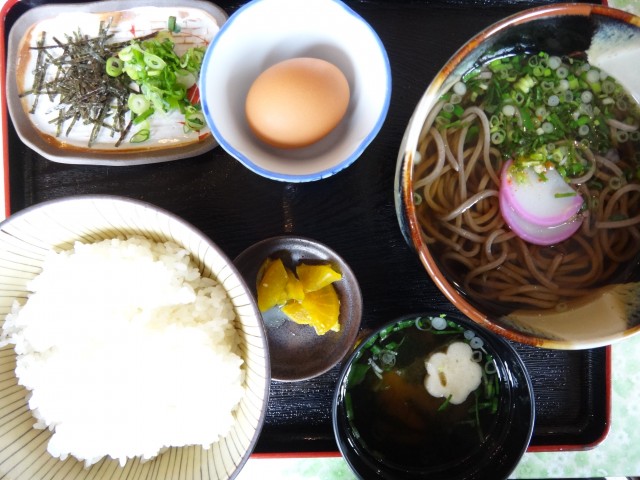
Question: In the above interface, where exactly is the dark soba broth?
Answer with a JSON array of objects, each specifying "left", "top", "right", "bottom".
[
  {"left": 413, "top": 52, "right": 640, "bottom": 314},
  {"left": 341, "top": 316, "right": 500, "bottom": 470}
]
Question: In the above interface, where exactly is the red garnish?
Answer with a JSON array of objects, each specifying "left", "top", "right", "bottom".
[{"left": 187, "top": 85, "right": 200, "bottom": 105}]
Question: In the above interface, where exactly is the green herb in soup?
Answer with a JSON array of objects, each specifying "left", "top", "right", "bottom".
[
  {"left": 413, "top": 51, "right": 640, "bottom": 312},
  {"left": 343, "top": 316, "right": 500, "bottom": 469},
  {"left": 452, "top": 52, "right": 640, "bottom": 180}
]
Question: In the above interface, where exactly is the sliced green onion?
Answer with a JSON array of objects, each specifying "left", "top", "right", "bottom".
[
  {"left": 380, "top": 351, "right": 396, "bottom": 368},
  {"left": 133, "top": 108, "right": 154, "bottom": 124},
  {"left": 128, "top": 94, "right": 151, "bottom": 115},
  {"left": 579, "top": 103, "right": 594, "bottom": 116},
  {"left": 130, "top": 128, "right": 150, "bottom": 143},
  {"left": 431, "top": 316, "right": 447, "bottom": 330},
  {"left": 485, "top": 360, "right": 497, "bottom": 375},
  {"left": 185, "top": 111, "right": 205, "bottom": 131},
  {"left": 491, "top": 130, "right": 506, "bottom": 145},
  {"left": 502, "top": 104, "right": 516, "bottom": 117},
  {"left": 616, "top": 130, "right": 629, "bottom": 143},
  {"left": 602, "top": 80, "right": 616, "bottom": 95},
  {"left": 580, "top": 91, "right": 593, "bottom": 103},
  {"left": 176, "top": 69, "right": 196, "bottom": 89},
  {"left": 609, "top": 177, "right": 624, "bottom": 190},
  {"left": 106, "top": 57, "right": 123, "bottom": 77},
  {"left": 578, "top": 124, "right": 589, "bottom": 136},
  {"left": 513, "top": 91, "right": 525, "bottom": 105},
  {"left": 541, "top": 80, "right": 554, "bottom": 91},
  {"left": 514, "top": 74, "right": 536, "bottom": 94},
  {"left": 118, "top": 45, "right": 135, "bottom": 61},
  {"left": 617, "top": 98, "right": 628, "bottom": 111},
  {"left": 144, "top": 53, "right": 166, "bottom": 70},
  {"left": 542, "top": 122, "right": 554, "bottom": 134},
  {"left": 548, "top": 56, "right": 562, "bottom": 69},
  {"left": 453, "top": 82, "right": 467, "bottom": 96},
  {"left": 556, "top": 66, "right": 569, "bottom": 79},
  {"left": 586, "top": 69, "right": 600, "bottom": 84}
]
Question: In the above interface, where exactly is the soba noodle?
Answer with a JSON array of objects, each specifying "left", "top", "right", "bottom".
[{"left": 414, "top": 52, "right": 640, "bottom": 312}]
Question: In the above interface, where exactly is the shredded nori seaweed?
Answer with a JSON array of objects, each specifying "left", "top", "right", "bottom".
[{"left": 21, "top": 19, "right": 153, "bottom": 148}]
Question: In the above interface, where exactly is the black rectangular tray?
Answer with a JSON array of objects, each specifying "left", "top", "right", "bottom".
[{"left": 1, "top": 0, "right": 610, "bottom": 455}]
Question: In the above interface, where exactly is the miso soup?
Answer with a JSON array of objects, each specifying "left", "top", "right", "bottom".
[{"left": 342, "top": 315, "right": 500, "bottom": 470}]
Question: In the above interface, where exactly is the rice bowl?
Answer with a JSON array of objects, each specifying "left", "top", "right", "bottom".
[
  {"left": 0, "top": 195, "right": 269, "bottom": 480},
  {"left": 2, "top": 236, "right": 245, "bottom": 466}
]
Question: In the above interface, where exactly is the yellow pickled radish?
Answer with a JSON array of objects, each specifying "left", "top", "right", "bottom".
[
  {"left": 296, "top": 263, "right": 342, "bottom": 292},
  {"left": 256, "top": 257, "right": 342, "bottom": 335},
  {"left": 285, "top": 267, "right": 305, "bottom": 302},
  {"left": 256, "top": 257, "right": 289, "bottom": 312},
  {"left": 282, "top": 284, "right": 341, "bottom": 335},
  {"left": 280, "top": 301, "right": 312, "bottom": 326}
]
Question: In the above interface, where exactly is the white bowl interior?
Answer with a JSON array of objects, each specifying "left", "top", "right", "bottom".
[
  {"left": 0, "top": 196, "right": 269, "bottom": 480},
  {"left": 200, "top": 0, "right": 391, "bottom": 181}
]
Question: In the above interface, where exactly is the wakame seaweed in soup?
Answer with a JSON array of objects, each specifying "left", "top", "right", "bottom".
[{"left": 343, "top": 315, "right": 500, "bottom": 470}]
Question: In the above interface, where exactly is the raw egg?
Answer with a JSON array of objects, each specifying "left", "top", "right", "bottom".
[{"left": 245, "top": 57, "right": 350, "bottom": 149}]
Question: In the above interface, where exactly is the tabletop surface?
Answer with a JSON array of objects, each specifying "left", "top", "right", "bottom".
[{"left": 1, "top": 0, "right": 640, "bottom": 479}]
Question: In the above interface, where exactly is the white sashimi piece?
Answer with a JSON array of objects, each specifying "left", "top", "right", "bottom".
[
  {"left": 16, "top": 6, "right": 221, "bottom": 152},
  {"left": 500, "top": 160, "right": 583, "bottom": 246}
]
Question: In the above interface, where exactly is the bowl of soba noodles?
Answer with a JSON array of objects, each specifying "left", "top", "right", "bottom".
[
  {"left": 395, "top": 3, "right": 640, "bottom": 349},
  {"left": 332, "top": 311, "right": 534, "bottom": 480}
]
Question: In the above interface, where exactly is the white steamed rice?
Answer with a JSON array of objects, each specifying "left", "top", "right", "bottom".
[{"left": 0, "top": 236, "right": 245, "bottom": 467}]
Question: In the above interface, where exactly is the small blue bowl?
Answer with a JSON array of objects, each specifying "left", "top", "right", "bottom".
[{"left": 199, "top": 0, "right": 391, "bottom": 182}]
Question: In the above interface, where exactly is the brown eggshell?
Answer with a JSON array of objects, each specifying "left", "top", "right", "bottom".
[{"left": 245, "top": 57, "right": 350, "bottom": 149}]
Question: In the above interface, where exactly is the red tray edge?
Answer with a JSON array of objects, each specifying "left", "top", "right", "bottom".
[{"left": 0, "top": 0, "right": 613, "bottom": 457}]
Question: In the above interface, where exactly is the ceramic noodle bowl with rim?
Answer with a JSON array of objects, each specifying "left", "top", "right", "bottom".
[
  {"left": 395, "top": 3, "right": 640, "bottom": 349},
  {"left": 332, "top": 311, "right": 534, "bottom": 480}
]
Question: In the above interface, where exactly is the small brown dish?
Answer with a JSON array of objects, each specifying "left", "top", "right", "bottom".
[{"left": 234, "top": 235, "right": 362, "bottom": 381}]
